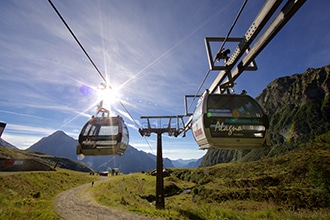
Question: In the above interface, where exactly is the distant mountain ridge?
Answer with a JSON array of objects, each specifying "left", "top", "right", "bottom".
[
  {"left": 27, "top": 131, "right": 201, "bottom": 173},
  {"left": 172, "top": 158, "right": 197, "bottom": 167},
  {"left": 200, "top": 64, "right": 330, "bottom": 167}
]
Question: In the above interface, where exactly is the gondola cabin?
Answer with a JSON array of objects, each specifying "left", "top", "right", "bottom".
[
  {"left": 192, "top": 90, "right": 271, "bottom": 150},
  {"left": 76, "top": 116, "right": 129, "bottom": 156}
]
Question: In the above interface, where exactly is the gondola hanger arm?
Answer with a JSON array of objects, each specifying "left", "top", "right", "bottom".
[{"left": 208, "top": 0, "right": 283, "bottom": 93}]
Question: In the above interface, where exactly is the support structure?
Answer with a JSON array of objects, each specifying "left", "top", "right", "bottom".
[
  {"left": 206, "top": 0, "right": 307, "bottom": 94},
  {"left": 139, "top": 116, "right": 185, "bottom": 209},
  {"left": 183, "top": 0, "right": 307, "bottom": 132},
  {"left": 156, "top": 130, "right": 164, "bottom": 209}
]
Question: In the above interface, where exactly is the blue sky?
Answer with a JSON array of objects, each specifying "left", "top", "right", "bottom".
[{"left": 0, "top": 0, "right": 329, "bottom": 160}]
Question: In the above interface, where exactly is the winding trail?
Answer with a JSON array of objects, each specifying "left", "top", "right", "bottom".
[{"left": 54, "top": 178, "right": 155, "bottom": 220}]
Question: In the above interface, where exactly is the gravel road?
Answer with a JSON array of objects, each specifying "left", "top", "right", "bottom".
[{"left": 54, "top": 178, "right": 156, "bottom": 220}]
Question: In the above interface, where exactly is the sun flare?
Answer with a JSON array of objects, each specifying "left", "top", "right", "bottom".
[{"left": 97, "top": 83, "right": 121, "bottom": 107}]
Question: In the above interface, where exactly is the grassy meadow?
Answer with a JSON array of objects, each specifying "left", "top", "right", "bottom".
[
  {"left": 0, "top": 132, "right": 329, "bottom": 219},
  {"left": 92, "top": 134, "right": 330, "bottom": 219},
  {"left": 0, "top": 169, "right": 97, "bottom": 219}
]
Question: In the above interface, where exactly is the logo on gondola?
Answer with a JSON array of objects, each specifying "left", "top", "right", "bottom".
[
  {"left": 194, "top": 128, "right": 203, "bottom": 137},
  {"left": 214, "top": 121, "right": 243, "bottom": 136},
  {"left": 193, "top": 123, "right": 203, "bottom": 137}
]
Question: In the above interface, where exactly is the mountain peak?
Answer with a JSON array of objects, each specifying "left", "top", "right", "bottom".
[
  {"left": 28, "top": 130, "right": 78, "bottom": 159},
  {"left": 49, "top": 130, "right": 68, "bottom": 138}
]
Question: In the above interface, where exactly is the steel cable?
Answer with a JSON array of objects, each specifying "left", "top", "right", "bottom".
[
  {"left": 188, "top": 0, "right": 249, "bottom": 113},
  {"left": 48, "top": 0, "right": 143, "bottom": 140}
]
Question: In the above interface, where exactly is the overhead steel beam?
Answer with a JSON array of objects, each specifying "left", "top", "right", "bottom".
[
  {"left": 209, "top": 0, "right": 284, "bottom": 93},
  {"left": 230, "top": 0, "right": 307, "bottom": 82}
]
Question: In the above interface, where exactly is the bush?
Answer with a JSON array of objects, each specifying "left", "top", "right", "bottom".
[
  {"left": 307, "top": 163, "right": 330, "bottom": 207},
  {"left": 31, "top": 191, "right": 41, "bottom": 198}
]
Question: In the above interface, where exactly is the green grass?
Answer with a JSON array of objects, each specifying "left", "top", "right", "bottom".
[
  {"left": 0, "top": 169, "right": 97, "bottom": 219},
  {"left": 2, "top": 133, "right": 330, "bottom": 219},
  {"left": 91, "top": 137, "right": 330, "bottom": 219}
]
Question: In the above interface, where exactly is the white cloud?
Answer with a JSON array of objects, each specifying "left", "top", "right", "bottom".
[
  {"left": 2, "top": 123, "right": 57, "bottom": 149},
  {"left": 5, "top": 124, "right": 56, "bottom": 136},
  {"left": 0, "top": 110, "right": 49, "bottom": 121},
  {"left": 2, "top": 132, "right": 41, "bottom": 149}
]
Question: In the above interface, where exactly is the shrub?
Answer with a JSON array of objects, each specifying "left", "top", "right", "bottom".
[
  {"left": 31, "top": 191, "right": 41, "bottom": 199},
  {"left": 307, "top": 163, "right": 330, "bottom": 207}
]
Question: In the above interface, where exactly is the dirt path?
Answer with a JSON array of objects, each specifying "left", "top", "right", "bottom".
[{"left": 54, "top": 178, "right": 156, "bottom": 220}]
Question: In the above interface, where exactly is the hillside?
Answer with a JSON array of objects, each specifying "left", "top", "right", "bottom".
[
  {"left": 0, "top": 146, "right": 92, "bottom": 172},
  {"left": 92, "top": 132, "right": 330, "bottom": 219},
  {"left": 260, "top": 65, "right": 330, "bottom": 146},
  {"left": 0, "top": 170, "right": 98, "bottom": 219},
  {"left": 200, "top": 64, "right": 330, "bottom": 167},
  {"left": 1, "top": 134, "right": 329, "bottom": 219}
]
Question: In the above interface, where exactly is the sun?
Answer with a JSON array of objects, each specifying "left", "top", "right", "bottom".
[{"left": 95, "top": 83, "right": 121, "bottom": 109}]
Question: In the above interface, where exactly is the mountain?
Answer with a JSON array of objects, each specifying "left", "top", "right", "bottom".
[
  {"left": 260, "top": 65, "right": 330, "bottom": 146},
  {"left": 82, "top": 146, "right": 175, "bottom": 174},
  {"left": 29, "top": 130, "right": 78, "bottom": 159},
  {"left": 171, "top": 158, "right": 197, "bottom": 167},
  {"left": 0, "top": 137, "right": 17, "bottom": 149},
  {"left": 146, "top": 153, "right": 176, "bottom": 168},
  {"left": 171, "top": 158, "right": 202, "bottom": 168},
  {"left": 184, "top": 157, "right": 202, "bottom": 168},
  {"left": 200, "top": 64, "right": 330, "bottom": 167},
  {"left": 28, "top": 131, "right": 186, "bottom": 173}
]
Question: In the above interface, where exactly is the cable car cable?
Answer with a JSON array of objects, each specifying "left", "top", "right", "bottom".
[
  {"left": 48, "top": 0, "right": 141, "bottom": 129},
  {"left": 215, "top": 0, "right": 248, "bottom": 61},
  {"left": 48, "top": 0, "right": 107, "bottom": 83},
  {"left": 188, "top": 68, "right": 211, "bottom": 113},
  {"left": 187, "top": 0, "right": 249, "bottom": 114},
  {"left": 119, "top": 101, "right": 140, "bottom": 131},
  {"left": 48, "top": 0, "right": 154, "bottom": 155}
]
